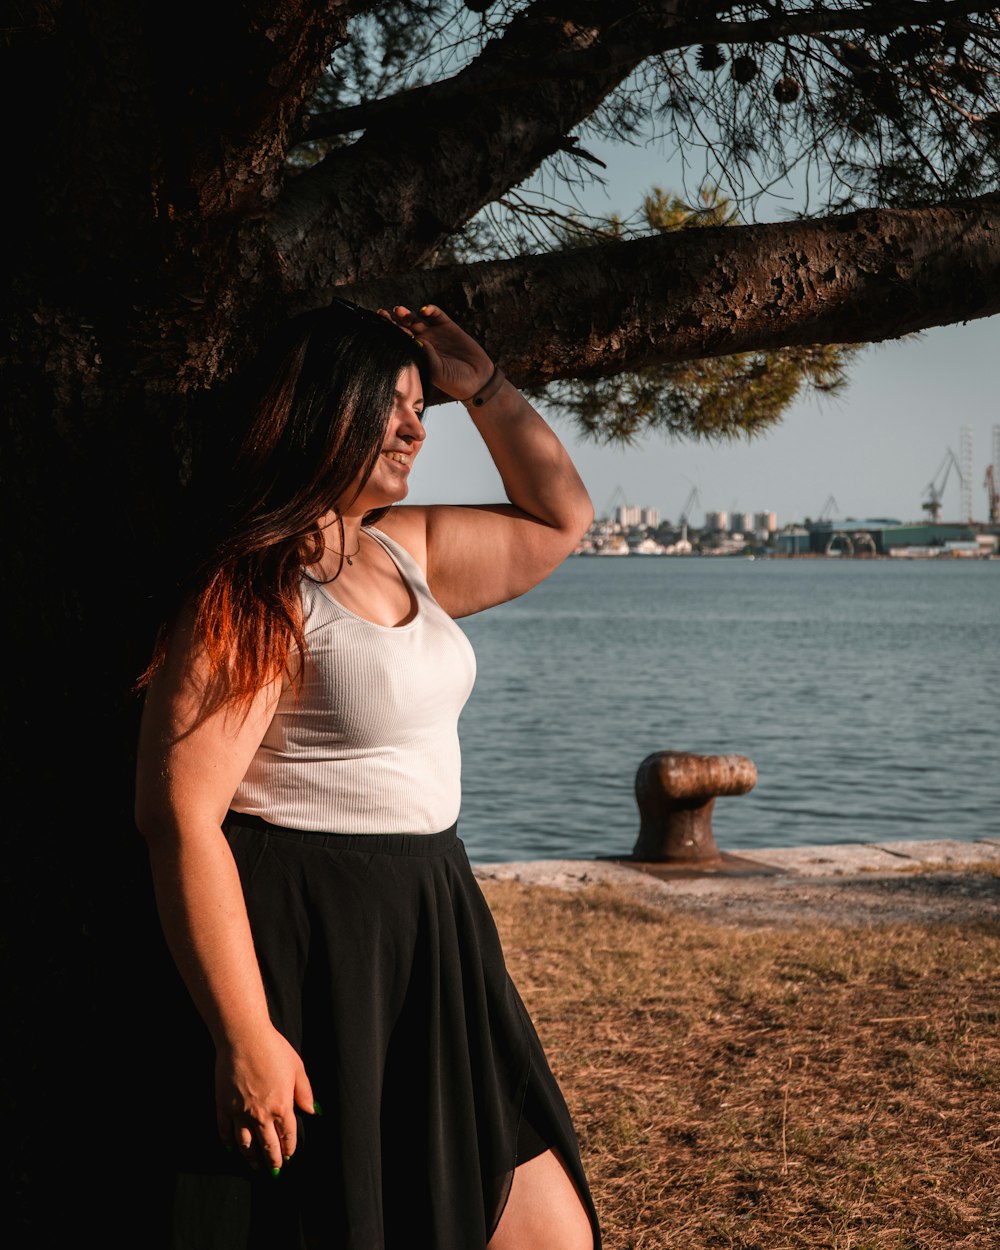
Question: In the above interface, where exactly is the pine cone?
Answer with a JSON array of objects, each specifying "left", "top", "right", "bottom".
[
  {"left": 732, "top": 55, "right": 759, "bottom": 85},
  {"left": 773, "top": 76, "right": 801, "bottom": 104},
  {"left": 696, "top": 44, "right": 727, "bottom": 72}
]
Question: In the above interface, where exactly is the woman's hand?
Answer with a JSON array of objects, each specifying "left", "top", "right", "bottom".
[
  {"left": 215, "top": 1026, "right": 316, "bottom": 1173},
  {"left": 385, "top": 304, "right": 494, "bottom": 402}
]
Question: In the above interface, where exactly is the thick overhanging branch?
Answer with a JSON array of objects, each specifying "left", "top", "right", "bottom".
[
  {"left": 305, "top": 0, "right": 991, "bottom": 140},
  {"left": 333, "top": 193, "right": 1000, "bottom": 395},
  {"left": 271, "top": 0, "right": 996, "bottom": 288},
  {"left": 270, "top": 0, "right": 687, "bottom": 285}
]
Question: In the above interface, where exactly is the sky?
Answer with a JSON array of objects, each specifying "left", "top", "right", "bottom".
[{"left": 407, "top": 137, "right": 1000, "bottom": 530}]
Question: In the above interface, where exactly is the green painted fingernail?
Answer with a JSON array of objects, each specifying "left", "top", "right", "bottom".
[
  {"left": 272, "top": 1166, "right": 281, "bottom": 1178},
  {"left": 313, "top": 1101, "right": 324, "bottom": 1116}
]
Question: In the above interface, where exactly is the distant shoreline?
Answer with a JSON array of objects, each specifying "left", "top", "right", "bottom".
[{"left": 573, "top": 549, "right": 1000, "bottom": 560}]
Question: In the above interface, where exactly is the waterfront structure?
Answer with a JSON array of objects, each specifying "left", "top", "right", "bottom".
[
  {"left": 663, "top": 532, "right": 693, "bottom": 554},
  {"left": 701, "top": 532, "right": 752, "bottom": 555},
  {"left": 754, "top": 511, "right": 777, "bottom": 535},
  {"left": 730, "top": 511, "right": 753, "bottom": 534},
  {"left": 889, "top": 541, "right": 986, "bottom": 558},
  {"left": 774, "top": 518, "right": 982, "bottom": 556},
  {"left": 775, "top": 526, "right": 812, "bottom": 555},
  {"left": 704, "top": 510, "right": 728, "bottom": 532},
  {"left": 629, "top": 535, "right": 667, "bottom": 555}
]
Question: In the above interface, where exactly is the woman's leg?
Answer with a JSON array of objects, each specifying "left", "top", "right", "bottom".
[{"left": 487, "top": 1149, "right": 594, "bottom": 1250}]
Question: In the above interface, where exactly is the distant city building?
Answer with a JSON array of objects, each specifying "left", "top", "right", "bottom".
[
  {"left": 730, "top": 511, "right": 753, "bottom": 534},
  {"left": 704, "top": 510, "right": 728, "bottom": 532},
  {"left": 754, "top": 511, "right": 777, "bottom": 535},
  {"left": 614, "top": 503, "right": 659, "bottom": 529}
]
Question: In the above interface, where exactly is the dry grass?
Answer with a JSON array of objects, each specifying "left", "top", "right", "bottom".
[{"left": 483, "top": 881, "right": 1000, "bottom": 1250}]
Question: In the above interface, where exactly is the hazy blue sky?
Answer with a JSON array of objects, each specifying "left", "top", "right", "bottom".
[{"left": 409, "top": 137, "right": 999, "bottom": 529}]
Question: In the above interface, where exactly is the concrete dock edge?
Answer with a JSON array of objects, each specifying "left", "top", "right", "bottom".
[{"left": 473, "top": 838, "right": 1000, "bottom": 928}]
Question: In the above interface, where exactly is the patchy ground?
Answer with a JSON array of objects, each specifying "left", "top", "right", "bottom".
[{"left": 480, "top": 866, "right": 1000, "bottom": 1250}]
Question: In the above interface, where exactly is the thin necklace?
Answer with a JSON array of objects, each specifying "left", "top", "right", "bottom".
[{"left": 330, "top": 539, "right": 361, "bottom": 566}]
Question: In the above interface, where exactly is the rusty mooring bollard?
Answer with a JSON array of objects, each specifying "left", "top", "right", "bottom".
[{"left": 632, "top": 751, "right": 757, "bottom": 863}]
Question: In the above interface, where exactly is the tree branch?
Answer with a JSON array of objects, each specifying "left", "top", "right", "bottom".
[
  {"left": 270, "top": 0, "right": 689, "bottom": 286},
  {"left": 304, "top": 0, "right": 992, "bottom": 140},
  {"left": 271, "top": 0, "right": 996, "bottom": 289},
  {"left": 333, "top": 193, "right": 1000, "bottom": 395}
]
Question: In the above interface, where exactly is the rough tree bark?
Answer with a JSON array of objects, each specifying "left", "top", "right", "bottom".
[{"left": 339, "top": 193, "right": 1000, "bottom": 389}]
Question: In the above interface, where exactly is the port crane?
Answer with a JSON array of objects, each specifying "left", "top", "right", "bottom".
[
  {"left": 987, "top": 464, "right": 1000, "bottom": 524},
  {"left": 818, "top": 494, "right": 840, "bottom": 522},
  {"left": 921, "top": 448, "right": 964, "bottom": 523},
  {"left": 678, "top": 485, "right": 701, "bottom": 529},
  {"left": 601, "top": 484, "right": 629, "bottom": 524}
]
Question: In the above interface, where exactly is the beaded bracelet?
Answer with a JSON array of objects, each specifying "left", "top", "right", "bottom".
[{"left": 462, "top": 365, "right": 506, "bottom": 408}]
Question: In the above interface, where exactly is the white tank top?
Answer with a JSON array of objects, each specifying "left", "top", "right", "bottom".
[{"left": 230, "top": 528, "right": 477, "bottom": 833}]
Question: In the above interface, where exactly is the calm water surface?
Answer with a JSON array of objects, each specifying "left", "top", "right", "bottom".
[{"left": 455, "top": 557, "right": 998, "bottom": 863}]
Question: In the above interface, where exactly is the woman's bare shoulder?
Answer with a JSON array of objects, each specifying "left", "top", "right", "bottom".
[{"left": 372, "top": 506, "right": 429, "bottom": 572}]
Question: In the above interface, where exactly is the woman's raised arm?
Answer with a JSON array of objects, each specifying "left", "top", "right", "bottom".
[{"left": 377, "top": 304, "right": 594, "bottom": 619}]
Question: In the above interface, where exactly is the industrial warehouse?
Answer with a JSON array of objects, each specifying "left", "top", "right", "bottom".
[{"left": 774, "top": 518, "right": 992, "bottom": 558}]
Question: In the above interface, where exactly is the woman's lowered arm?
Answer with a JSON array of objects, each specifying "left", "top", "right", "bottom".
[{"left": 134, "top": 607, "right": 315, "bottom": 1172}]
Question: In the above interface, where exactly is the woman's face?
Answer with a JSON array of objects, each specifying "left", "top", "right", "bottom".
[{"left": 345, "top": 363, "right": 426, "bottom": 515}]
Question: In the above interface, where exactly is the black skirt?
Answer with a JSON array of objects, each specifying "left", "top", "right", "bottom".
[{"left": 164, "top": 814, "right": 601, "bottom": 1250}]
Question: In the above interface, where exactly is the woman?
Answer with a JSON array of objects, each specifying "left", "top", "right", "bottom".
[{"left": 134, "top": 299, "right": 598, "bottom": 1249}]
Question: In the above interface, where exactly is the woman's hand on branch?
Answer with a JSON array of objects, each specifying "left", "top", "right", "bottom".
[
  {"left": 384, "top": 304, "right": 494, "bottom": 403},
  {"left": 215, "top": 1026, "right": 316, "bottom": 1174}
]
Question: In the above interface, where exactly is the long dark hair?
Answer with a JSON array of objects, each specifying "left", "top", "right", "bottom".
[{"left": 138, "top": 298, "right": 430, "bottom": 710}]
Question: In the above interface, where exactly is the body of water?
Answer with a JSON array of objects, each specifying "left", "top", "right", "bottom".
[{"left": 455, "top": 556, "right": 998, "bottom": 863}]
